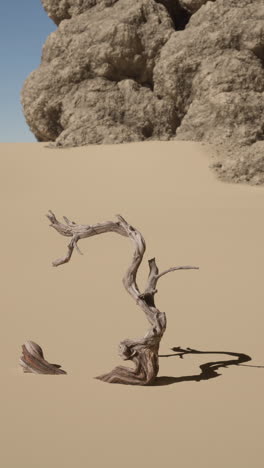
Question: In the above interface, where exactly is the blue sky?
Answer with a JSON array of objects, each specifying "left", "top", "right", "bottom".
[{"left": 0, "top": 1, "right": 56, "bottom": 142}]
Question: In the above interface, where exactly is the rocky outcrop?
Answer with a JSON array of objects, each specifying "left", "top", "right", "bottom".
[
  {"left": 22, "top": 0, "right": 177, "bottom": 145},
  {"left": 179, "top": 0, "right": 211, "bottom": 14},
  {"left": 41, "top": 1, "right": 119, "bottom": 25},
  {"left": 21, "top": 0, "right": 264, "bottom": 184}
]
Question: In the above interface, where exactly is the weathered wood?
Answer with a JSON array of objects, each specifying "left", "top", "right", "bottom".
[
  {"left": 46, "top": 211, "right": 198, "bottom": 385},
  {"left": 20, "top": 341, "right": 67, "bottom": 375}
]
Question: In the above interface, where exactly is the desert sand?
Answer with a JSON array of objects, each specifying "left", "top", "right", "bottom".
[{"left": 0, "top": 141, "right": 263, "bottom": 468}]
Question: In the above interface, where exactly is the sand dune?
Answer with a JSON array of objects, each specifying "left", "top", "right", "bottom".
[{"left": 0, "top": 141, "right": 263, "bottom": 467}]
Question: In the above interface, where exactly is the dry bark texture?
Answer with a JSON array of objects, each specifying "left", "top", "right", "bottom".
[
  {"left": 20, "top": 341, "right": 67, "bottom": 374},
  {"left": 45, "top": 211, "right": 198, "bottom": 385},
  {"left": 21, "top": 0, "right": 264, "bottom": 184}
]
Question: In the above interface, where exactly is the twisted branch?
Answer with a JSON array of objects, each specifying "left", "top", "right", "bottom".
[{"left": 45, "top": 211, "right": 198, "bottom": 385}]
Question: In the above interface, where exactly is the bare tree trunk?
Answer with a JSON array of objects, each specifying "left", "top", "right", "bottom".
[{"left": 43, "top": 211, "right": 198, "bottom": 385}]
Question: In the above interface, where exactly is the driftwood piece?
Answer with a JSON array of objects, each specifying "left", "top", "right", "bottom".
[
  {"left": 46, "top": 211, "right": 199, "bottom": 385},
  {"left": 20, "top": 341, "right": 67, "bottom": 375}
]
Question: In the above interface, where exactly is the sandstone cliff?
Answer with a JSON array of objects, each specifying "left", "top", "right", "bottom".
[{"left": 21, "top": 0, "right": 264, "bottom": 184}]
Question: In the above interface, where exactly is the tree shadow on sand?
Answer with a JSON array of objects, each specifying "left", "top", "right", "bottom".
[{"left": 151, "top": 347, "right": 262, "bottom": 386}]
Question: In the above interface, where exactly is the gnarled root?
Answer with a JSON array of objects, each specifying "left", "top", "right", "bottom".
[{"left": 96, "top": 339, "right": 160, "bottom": 385}]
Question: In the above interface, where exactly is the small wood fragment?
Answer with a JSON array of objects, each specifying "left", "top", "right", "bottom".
[{"left": 19, "top": 341, "right": 67, "bottom": 375}]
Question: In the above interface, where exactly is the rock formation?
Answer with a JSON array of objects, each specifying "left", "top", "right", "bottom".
[{"left": 21, "top": 0, "right": 264, "bottom": 184}]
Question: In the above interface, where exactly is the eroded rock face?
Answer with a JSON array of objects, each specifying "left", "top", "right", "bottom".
[
  {"left": 155, "top": 0, "right": 264, "bottom": 146},
  {"left": 22, "top": 0, "right": 177, "bottom": 144},
  {"left": 21, "top": 0, "right": 264, "bottom": 184},
  {"left": 179, "top": 0, "right": 211, "bottom": 14}
]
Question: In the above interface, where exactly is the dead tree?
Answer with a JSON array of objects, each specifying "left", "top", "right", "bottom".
[{"left": 43, "top": 211, "right": 198, "bottom": 385}]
